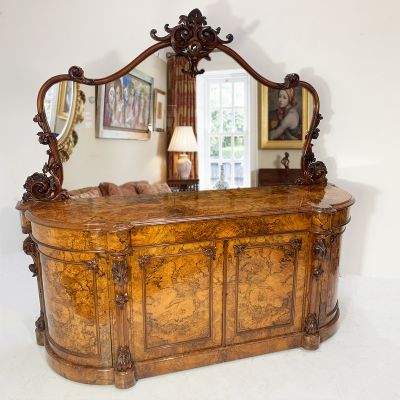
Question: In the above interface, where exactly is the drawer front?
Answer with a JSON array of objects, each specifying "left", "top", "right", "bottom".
[
  {"left": 226, "top": 233, "right": 308, "bottom": 344},
  {"left": 130, "top": 241, "right": 223, "bottom": 361}
]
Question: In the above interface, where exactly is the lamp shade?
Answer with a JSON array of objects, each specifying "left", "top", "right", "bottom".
[{"left": 168, "top": 126, "right": 198, "bottom": 153}]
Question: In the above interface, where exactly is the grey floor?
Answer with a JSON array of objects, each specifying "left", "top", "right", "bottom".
[{"left": 1, "top": 253, "right": 399, "bottom": 400}]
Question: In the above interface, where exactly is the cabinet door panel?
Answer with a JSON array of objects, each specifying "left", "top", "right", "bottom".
[
  {"left": 131, "top": 241, "right": 223, "bottom": 361},
  {"left": 226, "top": 234, "right": 307, "bottom": 344}
]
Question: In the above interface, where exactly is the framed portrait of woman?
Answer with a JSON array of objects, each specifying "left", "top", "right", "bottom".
[
  {"left": 96, "top": 69, "right": 153, "bottom": 140},
  {"left": 259, "top": 86, "right": 311, "bottom": 149}
]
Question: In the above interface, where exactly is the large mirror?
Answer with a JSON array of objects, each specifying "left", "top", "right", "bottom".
[
  {"left": 24, "top": 8, "right": 324, "bottom": 203},
  {"left": 41, "top": 49, "right": 314, "bottom": 198}
]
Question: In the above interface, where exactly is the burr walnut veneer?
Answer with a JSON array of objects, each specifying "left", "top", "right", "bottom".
[{"left": 18, "top": 184, "right": 353, "bottom": 388}]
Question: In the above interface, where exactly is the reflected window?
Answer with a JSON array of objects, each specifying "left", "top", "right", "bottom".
[{"left": 197, "top": 70, "right": 251, "bottom": 190}]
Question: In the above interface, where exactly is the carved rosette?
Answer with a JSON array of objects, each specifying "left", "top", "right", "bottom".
[
  {"left": 85, "top": 259, "right": 99, "bottom": 272},
  {"left": 233, "top": 244, "right": 247, "bottom": 257},
  {"left": 138, "top": 255, "right": 152, "bottom": 270},
  {"left": 150, "top": 8, "right": 233, "bottom": 77},
  {"left": 202, "top": 247, "right": 217, "bottom": 260}
]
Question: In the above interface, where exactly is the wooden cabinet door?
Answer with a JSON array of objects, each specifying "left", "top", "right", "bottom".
[
  {"left": 226, "top": 234, "right": 307, "bottom": 345},
  {"left": 130, "top": 241, "right": 223, "bottom": 361}
]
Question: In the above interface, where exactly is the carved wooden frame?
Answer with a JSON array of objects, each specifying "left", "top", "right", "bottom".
[{"left": 22, "top": 8, "right": 327, "bottom": 202}]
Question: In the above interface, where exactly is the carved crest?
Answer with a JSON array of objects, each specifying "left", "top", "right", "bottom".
[{"left": 151, "top": 8, "right": 233, "bottom": 77}]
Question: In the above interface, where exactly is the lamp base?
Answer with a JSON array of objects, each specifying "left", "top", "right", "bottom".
[{"left": 176, "top": 153, "right": 192, "bottom": 179}]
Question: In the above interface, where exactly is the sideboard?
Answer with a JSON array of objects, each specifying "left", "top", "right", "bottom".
[{"left": 17, "top": 184, "right": 354, "bottom": 388}]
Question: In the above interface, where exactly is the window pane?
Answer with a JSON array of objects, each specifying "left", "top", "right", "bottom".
[
  {"left": 210, "top": 163, "right": 219, "bottom": 185},
  {"left": 222, "top": 162, "right": 232, "bottom": 184},
  {"left": 209, "top": 83, "right": 220, "bottom": 108},
  {"left": 222, "top": 136, "right": 232, "bottom": 159},
  {"left": 234, "top": 163, "right": 244, "bottom": 187},
  {"left": 234, "top": 135, "right": 244, "bottom": 159},
  {"left": 234, "top": 81, "right": 245, "bottom": 107},
  {"left": 221, "top": 82, "right": 232, "bottom": 107},
  {"left": 234, "top": 108, "right": 245, "bottom": 132},
  {"left": 210, "top": 136, "right": 219, "bottom": 158},
  {"left": 222, "top": 110, "right": 233, "bottom": 133},
  {"left": 211, "top": 110, "right": 221, "bottom": 133}
]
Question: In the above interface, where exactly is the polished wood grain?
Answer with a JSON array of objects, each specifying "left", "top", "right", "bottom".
[{"left": 17, "top": 184, "right": 353, "bottom": 389}]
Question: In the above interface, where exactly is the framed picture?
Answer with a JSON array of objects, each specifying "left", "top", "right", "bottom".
[
  {"left": 96, "top": 69, "right": 153, "bottom": 140},
  {"left": 153, "top": 89, "right": 166, "bottom": 132},
  {"left": 57, "top": 81, "right": 74, "bottom": 120},
  {"left": 259, "top": 86, "right": 311, "bottom": 149}
]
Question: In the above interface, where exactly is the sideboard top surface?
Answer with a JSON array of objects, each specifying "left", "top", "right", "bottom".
[{"left": 23, "top": 184, "right": 354, "bottom": 231}]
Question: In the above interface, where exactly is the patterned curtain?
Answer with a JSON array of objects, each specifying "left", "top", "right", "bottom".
[{"left": 167, "top": 55, "right": 198, "bottom": 179}]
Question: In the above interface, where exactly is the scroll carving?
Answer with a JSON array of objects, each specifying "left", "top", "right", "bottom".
[
  {"left": 150, "top": 8, "right": 233, "bottom": 77},
  {"left": 297, "top": 113, "right": 328, "bottom": 185},
  {"left": 22, "top": 113, "right": 68, "bottom": 202},
  {"left": 116, "top": 346, "right": 133, "bottom": 372},
  {"left": 304, "top": 313, "right": 318, "bottom": 335},
  {"left": 23, "top": 237, "right": 38, "bottom": 277}
]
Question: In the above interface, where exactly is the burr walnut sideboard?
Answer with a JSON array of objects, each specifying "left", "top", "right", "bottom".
[
  {"left": 17, "top": 8, "right": 355, "bottom": 390},
  {"left": 18, "top": 184, "right": 353, "bottom": 388}
]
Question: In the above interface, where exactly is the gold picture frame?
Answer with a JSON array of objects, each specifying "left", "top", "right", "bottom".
[
  {"left": 57, "top": 81, "right": 74, "bottom": 120},
  {"left": 153, "top": 89, "right": 166, "bottom": 132},
  {"left": 259, "top": 85, "right": 311, "bottom": 149}
]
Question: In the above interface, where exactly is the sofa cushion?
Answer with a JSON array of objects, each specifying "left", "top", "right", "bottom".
[
  {"left": 135, "top": 182, "right": 172, "bottom": 195},
  {"left": 69, "top": 186, "right": 101, "bottom": 199},
  {"left": 99, "top": 181, "right": 149, "bottom": 196}
]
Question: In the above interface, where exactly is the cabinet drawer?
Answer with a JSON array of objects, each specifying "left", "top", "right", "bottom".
[
  {"left": 130, "top": 241, "right": 223, "bottom": 361},
  {"left": 226, "top": 233, "right": 308, "bottom": 344}
]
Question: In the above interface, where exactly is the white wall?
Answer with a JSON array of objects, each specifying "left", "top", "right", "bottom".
[{"left": 1, "top": 0, "right": 399, "bottom": 278}]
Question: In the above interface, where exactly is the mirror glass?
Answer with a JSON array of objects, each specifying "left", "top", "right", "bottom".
[
  {"left": 44, "top": 81, "right": 78, "bottom": 142},
  {"left": 42, "top": 49, "right": 314, "bottom": 195}
]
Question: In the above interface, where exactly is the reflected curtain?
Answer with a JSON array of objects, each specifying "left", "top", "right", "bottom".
[{"left": 167, "top": 55, "right": 198, "bottom": 179}]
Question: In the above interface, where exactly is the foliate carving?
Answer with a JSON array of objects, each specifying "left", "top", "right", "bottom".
[
  {"left": 115, "top": 293, "right": 129, "bottom": 307},
  {"left": 85, "top": 259, "right": 99, "bottom": 272},
  {"left": 138, "top": 255, "right": 152, "bottom": 269},
  {"left": 304, "top": 313, "right": 318, "bottom": 335},
  {"left": 150, "top": 8, "right": 233, "bottom": 77},
  {"left": 234, "top": 244, "right": 247, "bottom": 257},
  {"left": 202, "top": 247, "right": 216, "bottom": 260},
  {"left": 112, "top": 257, "right": 128, "bottom": 284},
  {"left": 23, "top": 237, "right": 39, "bottom": 277},
  {"left": 314, "top": 239, "right": 328, "bottom": 258},
  {"left": 290, "top": 238, "right": 302, "bottom": 250},
  {"left": 68, "top": 66, "right": 95, "bottom": 85},
  {"left": 282, "top": 73, "right": 300, "bottom": 89},
  {"left": 23, "top": 236, "right": 37, "bottom": 257},
  {"left": 35, "top": 313, "right": 45, "bottom": 332},
  {"left": 116, "top": 346, "right": 133, "bottom": 372},
  {"left": 296, "top": 113, "right": 327, "bottom": 185},
  {"left": 312, "top": 265, "right": 324, "bottom": 280}
]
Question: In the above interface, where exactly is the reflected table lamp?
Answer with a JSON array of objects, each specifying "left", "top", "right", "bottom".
[{"left": 168, "top": 126, "right": 198, "bottom": 179}]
